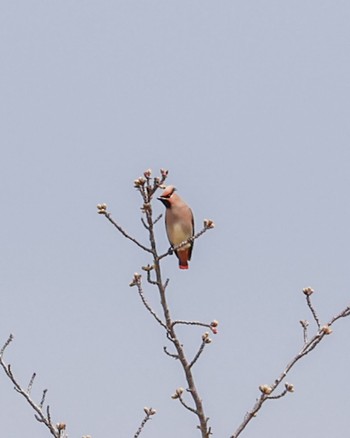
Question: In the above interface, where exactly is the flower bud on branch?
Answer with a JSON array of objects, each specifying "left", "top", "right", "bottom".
[
  {"left": 171, "top": 387, "right": 184, "bottom": 399},
  {"left": 285, "top": 382, "right": 295, "bottom": 392},
  {"left": 97, "top": 203, "right": 108, "bottom": 214},
  {"left": 259, "top": 384, "right": 272, "bottom": 395},
  {"left": 303, "top": 287, "right": 314, "bottom": 296},
  {"left": 129, "top": 273, "right": 142, "bottom": 287}
]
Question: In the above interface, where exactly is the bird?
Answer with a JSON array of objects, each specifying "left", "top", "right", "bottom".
[{"left": 158, "top": 185, "right": 194, "bottom": 269}]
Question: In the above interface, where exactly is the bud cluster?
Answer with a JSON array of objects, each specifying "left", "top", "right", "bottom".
[
  {"left": 160, "top": 168, "right": 169, "bottom": 178},
  {"left": 143, "top": 169, "right": 152, "bottom": 179},
  {"left": 285, "top": 382, "right": 295, "bottom": 392},
  {"left": 143, "top": 406, "right": 157, "bottom": 416},
  {"left": 171, "top": 387, "right": 184, "bottom": 399},
  {"left": 210, "top": 320, "right": 219, "bottom": 334},
  {"left": 259, "top": 384, "right": 272, "bottom": 395},
  {"left": 96, "top": 203, "right": 107, "bottom": 214},
  {"left": 129, "top": 272, "right": 142, "bottom": 287},
  {"left": 203, "top": 219, "right": 215, "bottom": 229},
  {"left": 134, "top": 177, "right": 146, "bottom": 188},
  {"left": 303, "top": 287, "right": 314, "bottom": 296},
  {"left": 202, "top": 332, "right": 212, "bottom": 344},
  {"left": 56, "top": 423, "right": 66, "bottom": 431}
]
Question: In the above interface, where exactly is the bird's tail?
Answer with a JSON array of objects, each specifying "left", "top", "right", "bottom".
[{"left": 177, "top": 249, "right": 190, "bottom": 270}]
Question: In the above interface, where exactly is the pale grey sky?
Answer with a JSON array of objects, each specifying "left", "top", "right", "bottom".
[{"left": 1, "top": 1, "right": 350, "bottom": 437}]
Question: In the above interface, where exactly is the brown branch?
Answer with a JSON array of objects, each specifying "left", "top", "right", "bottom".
[
  {"left": 143, "top": 265, "right": 159, "bottom": 286},
  {"left": 101, "top": 211, "right": 153, "bottom": 254},
  {"left": 178, "top": 393, "right": 198, "bottom": 415},
  {"left": 172, "top": 320, "right": 217, "bottom": 334},
  {"left": 130, "top": 275, "right": 167, "bottom": 331},
  {"left": 266, "top": 388, "right": 288, "bottom": 400},
  {"left": 329, "top": 306, "right": 350, "bottom": 324},
  {"left": 230, "top": 304, "right": 350, "bottom": 438},
  {"left": 163, "top": 346, "right": 179, "bottom": 359},
  {"left": 40, "top": 389, "right": 48, "bottom": 408},
  {"left": 189, "top": 340, "right": 207, "bottom": 369},
  {"left": 133, "top": 407, "right": 156, "bottom": 438},
  {"left": 153, "top": 213, "right": 163, "bottom": 226},
  {"left": 306, "top": 294, "right": 320, "bottom": 328},
  {"left": 300, "top": 320, "right": 309, "bottom": 344},
  {"left": 27, "top": 372, "right": 36, "bottom": 394},
  {"left": 0, "top": 335, "right": 61, "bottom": 438}
]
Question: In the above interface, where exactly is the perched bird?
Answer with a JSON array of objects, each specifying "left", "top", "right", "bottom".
[{"left": 158, "top": 185, "right": 194, "bottom": 269}]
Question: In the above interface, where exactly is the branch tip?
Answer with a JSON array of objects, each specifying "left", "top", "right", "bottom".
[
  {"left": 1, "top": 334, "right": 14, "bottom": 356},
  {"left": 202, "top": 332, "right": 212, "bottom": 344},
  {"left": 302, "top": 286, "right": 314, "bottom": 296},
  {"left": 203, "top": 219, "right": 215, "bottom": 229},
  {"left": 97, "top": 203, "right": 108, "bottom": 214}
]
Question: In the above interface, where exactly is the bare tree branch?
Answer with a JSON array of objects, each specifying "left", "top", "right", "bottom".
[
  {"left": 133, "top": 407, "right": 156, "bottom": 438},
  {"left": 303, "top": 288, "right": 321, "bottom": 329},
  {"left": 130, "top": 273, "right": 167, "bottom": 331},
  {"left": 172, "top": 320, "right": 217, "bottom": 333},
  {"left": 230, "top": 297, "right": 350, "bottom": 438},
  {"left": 189, "top": 340, "right": 207, "bottom": 369},
  {"left": 98, "top": 207, "right": 153, "bottom": 254},
  {"left": 0, "top": 335, "right": 63, "bottom": 438},
  {"left": 163, "top": 346, "right": 179, "bottom": 359}
]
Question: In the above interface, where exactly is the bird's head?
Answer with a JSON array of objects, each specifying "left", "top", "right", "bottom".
[{"left": 158, "top": 185, "right": 176, "bottom": 208}]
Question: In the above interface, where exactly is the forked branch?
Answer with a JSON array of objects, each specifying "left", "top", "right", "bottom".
[
  {"left": 230, "top": 291, "right": 350, "bottom": 438},
  {"left": 0, "top": 334, "right": 65, "bottom": 438}
]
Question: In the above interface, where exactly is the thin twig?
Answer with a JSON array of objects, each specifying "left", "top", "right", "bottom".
[
  {"left": 0, "top": 333, "right": 14, "bottom": 357},
  {"left": 40, "top": 389, "right": 48, "bottom": 408},
  {"left": 27, "top": 373, "right": 36, "bottom": 394},
  {"left": 306, "top": 295, "right": 320, "bottom": 328},
  {"left": 172, "top": 320, "right": 215, "bottom": 332},
  {"left": 0, "top": 349, "right": 59, "bottom": 437},
  {"left": 146, "top": 269, "right": 159, "bottom": 286},
  {"left": 103, "top": 212, "right": 153, "bottom": 254},
  {"left": 189, "top": 341, "right": 206, "bottom": 369},
  {"left": 133, "top": 408, "right": 156, "bottom": 438},
  {"left": 153, "top": 214, "right": 163, "bottom": 226},
  {"left": 134, "top": 278, "right": 168, "bottom": 331},
  {"left": 300, "top": 320, "right": 309, "bottom": 344},
  {"left": 178, "top": 394, "right": 198, "bottom": 415},
  {"left": 141, "top": 218, "right": 149, "bottom": 230},
  {"left": 267, "top": 389, "right": 288, "bottom": 400},
  {"left": 329, "top": 306, "right": 350, "bottom": 324},
  {"left": 163, "top": 346, "right": 179, "bottom": 359}
]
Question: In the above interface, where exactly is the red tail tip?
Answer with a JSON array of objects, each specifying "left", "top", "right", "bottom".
[{"left": 179, "top": 264, "right": 189, "bottom": 270}]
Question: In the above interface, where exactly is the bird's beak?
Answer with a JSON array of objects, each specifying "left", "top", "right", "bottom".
[{"left": 158, "top": 196, "right": 169, "bottom": 207}]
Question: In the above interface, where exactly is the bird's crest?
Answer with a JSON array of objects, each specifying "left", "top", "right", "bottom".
[{"left": 160, "top": 185, "right": 176, "bottom": 198}]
